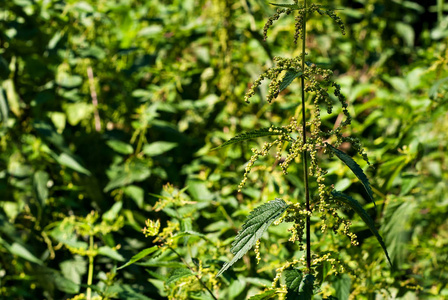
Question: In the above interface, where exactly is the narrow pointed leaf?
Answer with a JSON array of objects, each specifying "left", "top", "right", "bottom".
[
  {"left": 269, "top": 3, "right": 301, "bottom": 9},
  {"left": 117, "top": 246, "right": 158, "bottom": 270},
  {"left": 216, "top": 199, "right": 289, "bottom": 277},
  {"left": 279, "top": 71, "right": 303, "bottom": 93},
  {"left": 331, "top": 190, "right": 392, "bottom": 266},
  {"left": 328, "top": 144, "right": 376, "bottom": 207},
  {"left": 212, "top": 127, "right": 289, "bottom": 150}
]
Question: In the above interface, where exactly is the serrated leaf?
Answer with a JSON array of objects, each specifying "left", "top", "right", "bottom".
[
  {"left": 212, "top": 127, "right": 289, "bottom": 151},
  {"left": 216, "top": 199, "right": 289, "bottom": 277},
  {"left": 248, "top": 289, "right": 277, "bottom": 300},
  {"left": 269, "top": 3, "right": 300, "bottom": 9},
  {"left": 286, "top": 272, "right": 315, "bottom": 300},
  {"left": 328, "top": 144, "right": 376, "bottom": 207},
  {"left": 284, "top": 267, "right": 303, "bottom": 293},
  {"left": 117, "top": 246, "right": 158, "bottom": 270},
  {"left": 332, "top": 274, "right": 351, "bottom": 300},
  {"left": 331, "top": 190, "right": 392, "bottom": 266},
  {"left": 166, "top": 268, "right": 193, "bottom": 285},
  {"left": 279, "top": 71, "right": 303, "bottom": 93}
]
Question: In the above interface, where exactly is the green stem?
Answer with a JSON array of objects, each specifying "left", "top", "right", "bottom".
[
  {"left": 86, "top": 235, "right": 94, "bottom": 300},
  {"left": 301, "top": 0, "right": 311, "bottom": 272},
  {"left": 168, "top": 246, "right": 218, "bottom": 300}
]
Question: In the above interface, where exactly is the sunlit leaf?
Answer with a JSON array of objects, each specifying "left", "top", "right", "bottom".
[
  {"left": 248, "top": 290, "right": 277, "bottom": 300},
  {"left": 216, "top": 199, "right": 289, "bottom": 277},
  {"left": 118, "top": 246, "right": 158, "bottom": 270},
  {"left": 212, "top": 127, "right": 289, "bottom": 151},
  {"left": 166, "top": 268, "right": 193, "bottom": 285}
]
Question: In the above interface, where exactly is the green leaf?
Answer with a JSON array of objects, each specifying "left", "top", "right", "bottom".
[
  {"left": 216, "top": 199, "right": 289, "bottom": 277},
  {"left": 284, "top": 268, "right": 314, "bottom": 300},
  {"left": 331, "top": 190, "right": 392, "bottom": 266},
  {"left": 117, "top": 246, "right": 158, "bottom": 270},
  {"left": 212, "top": 127, "right": 289, "bottom": 151},
  {"left": 0, "top": 238, "right": 44, "bottom": 265},
  {"left": 143, "top": 141, "right": 178, "bottom": 156},
  {"left": 107, "top": 140, "right": 134, "bottom": 155},
  {"left": 279, "top": 71, "right": 303, "bottom": 93},
  {"left": 166, "top": 268, "right": 193, "bottom": 285},
  {"left": 98, "top": 246, "right": 125, "bottom": 261},
  {"left": 269, "top": 3, "right": 300, "bottom": 9},
  {"left": 56, "top": 153, "right": 91, "bottom": 175},
  {"left": 332, "top": 274, "right": 351, "bottom": 300},
  {"left": 248, "top": 290, "right": 277, "bottom": 300},
  {"left": 285, "top": 269, "right": 315, "bottom": 300},
  {"left": 34, "top": 170, "right": 49, "bottom": 207},
  {"left": 285, "top": 267, "right": 303, "bottom": 292},
  {"left": 60, "top": 256, "right": 87, "bottom": 285},
  {"left": 327, "top": 144, "right": 376, "bottom": 207}
]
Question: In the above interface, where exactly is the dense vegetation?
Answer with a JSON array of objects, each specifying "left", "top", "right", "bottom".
[{"left": 0, "top": 0, "right": 447, "bottom": 299}]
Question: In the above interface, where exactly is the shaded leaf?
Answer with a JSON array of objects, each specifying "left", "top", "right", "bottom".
[
  {"left": 331, "top": 190, "right": 392, "bottom": 266},
  {"left": 279, "top": 70, "right": 303, "bottom": 93},
  {"left": 56, "top": 153, "right": 91, "bottom": 175},
  {"left": 34, "top": 170, "right": 49, "bottom": 206},
  {"left": 143, "top": 141, "right": 177, "bottom": 156},
  {"left": 212, "top": 127, "right": 289, "bottom": 151},
  {"left": 327, "top": 144, "right": 376, "bottom": 207},
  {"left": 216, "top": 199, "right": 289, "bottom": 277},
  {"left": 285, "top": 268, "right": 314, "bottom": 300},
  {"left": 118, "top": 246, "right": 158, "bottom": 270},
  {"left": 332, "top": 274, "right": 351, "bottom": 300}
]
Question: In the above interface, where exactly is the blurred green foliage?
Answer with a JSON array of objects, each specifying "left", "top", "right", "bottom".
[{"left": 0, "top": 0, "right": 447, "bottom": 299}]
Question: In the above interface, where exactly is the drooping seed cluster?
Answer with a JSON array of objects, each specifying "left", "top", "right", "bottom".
[{"left": 263, "top": 8, "right": 294, "bottom": 41}]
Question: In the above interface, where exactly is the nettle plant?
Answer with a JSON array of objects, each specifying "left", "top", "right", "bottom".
[{"left": 213, "top": 1, "right": 392, "bottom": 298}]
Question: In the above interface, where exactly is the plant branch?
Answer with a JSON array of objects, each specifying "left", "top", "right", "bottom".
[
  {"left": 168, "top": 246, "right": 218, "bottom": 300},
  {"left": 300, "top": 0, "right": 311, "bottom": 272}
]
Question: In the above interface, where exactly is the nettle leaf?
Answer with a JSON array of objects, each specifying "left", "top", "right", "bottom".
[
  {"left": 331, "top": 190, "right": 392, "bottom": 266},
  {"left": 166, "top": 268, "right": 193, "bottom": 285},
  {"left": 216, "top": 199, "right": 289, "bottom": 277},
  {"left": 212, "top": 127, "right": 289, "bottom": 150},
  {"left": 284, "top": 268, "right": 315, "bottom": 300},
  {"left": 117, "top": 246, "right": 158, "bottom": 270},
  {"left": 279, "top": 70, "right": 303, "bottom": 93},
  {"left": 248, "top": 289, "right": 277, "bottom": 300},
  {"left": 328, "top": 144, "right": 376, "bottom": 207},
  {"left": 269, "top": 3, "right": 300, "bottom": 9}
]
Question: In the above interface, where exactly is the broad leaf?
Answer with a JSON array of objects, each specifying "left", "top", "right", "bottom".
[
  {"left": 285, "top": 268, "right": 315, "bottom": 300},
  {"left": 118, "top": 246, "right": 158, "bottom": 270},
  {"left": 279, "top": 71, "right": 303, "bottom": 93},
  {"left": 248, "top": 289, "right": 277, "bottom": 300},
  {"left": 331, "top": 190, "right": 392, "bottom": 266},
  {"left": 216, "top": 199, "right": 289, "bottom": 277},
  {"left": 328, "top": 144, "right": 376, "bottom": 207},
  {"left": 332, "top": 274, "right": 351, "bottom": 300},
  {"left": 212, "top": 127, "right": 289, "bottom": 151}
]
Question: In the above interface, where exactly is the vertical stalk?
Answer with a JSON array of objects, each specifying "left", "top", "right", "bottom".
[
  {"left": 86, "top": 235, "right": 94, "bottom": 300},
  {"left": 300, "top": 0, "right": 311, "bottom": 272}
]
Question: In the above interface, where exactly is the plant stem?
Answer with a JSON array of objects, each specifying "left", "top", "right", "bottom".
[
  {"left": 300, "top": 0, "right": 311, "bottom": 272},
  {"left": 86, "top": 235, "right": 94, "bottom": 300},
  {"left": 168, "top": 246, "right": 218, "bottom": 300}
]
